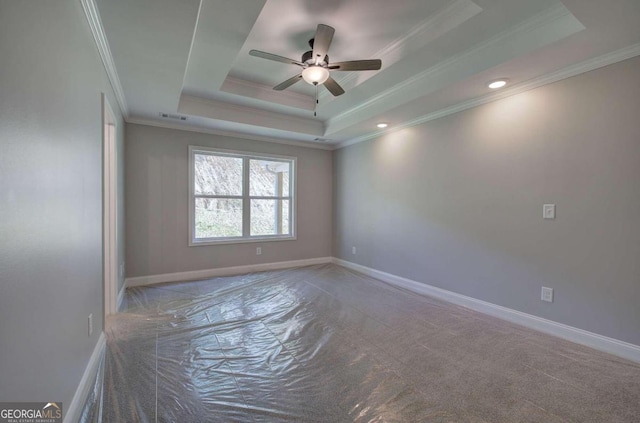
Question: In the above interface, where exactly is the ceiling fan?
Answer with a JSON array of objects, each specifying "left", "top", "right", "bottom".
[{"left": 249, "top": 24, "right": 382, "bottom": 101}]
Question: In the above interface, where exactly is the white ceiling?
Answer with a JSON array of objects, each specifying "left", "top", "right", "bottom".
[{"left": 94, "top": 0, "right": 640, "bottom": 148}]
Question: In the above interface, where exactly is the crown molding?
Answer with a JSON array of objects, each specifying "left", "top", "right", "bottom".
[
  {"left": 126, "top": 117, "right": 334, "bottom": 150},
  {"left": 131, "top": 41, "right": 640, "bottom": 152},
  {"left": 337, "top": 42, "right": 640, "bottom": 149},
  {"left": 328, "top": 2, "right": 580, "bottom": 133},
  {"left": 80, "top": 0, "right": 129, "bottom": 118}
]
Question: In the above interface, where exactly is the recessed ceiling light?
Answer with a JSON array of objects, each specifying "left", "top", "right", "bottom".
[
  {"left": 377, "top": 123, "right": 388, "bottom": 128},
  {"left": 488, "top": 79, "right": 508, "bottom": 89}
]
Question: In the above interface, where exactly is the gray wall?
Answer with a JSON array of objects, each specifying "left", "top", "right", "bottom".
[
  {"left": 0, "top": 0, "right": 125, "bottom": 407},
  {"left": 125, "top": 123, "right": 332, "bottom": 277},
  {"left": 334, "top": 56, "right": 640, "bottom": 346}
]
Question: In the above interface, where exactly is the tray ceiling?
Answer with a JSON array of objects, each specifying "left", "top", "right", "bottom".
[{"left": 94, "top": 0, "right": 640, "bottom": 148}]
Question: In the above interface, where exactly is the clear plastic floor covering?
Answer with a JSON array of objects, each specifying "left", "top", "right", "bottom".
[{"left": 82, "top": 264, "right": 640, "bottom": 422}]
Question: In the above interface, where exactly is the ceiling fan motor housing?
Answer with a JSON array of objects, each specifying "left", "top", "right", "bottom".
[
  {"left": 249, "top": 24, "right": 379, "bottom": 97},
  {"left": 302, "top": 50, "right": 328, "bottom": 66}
]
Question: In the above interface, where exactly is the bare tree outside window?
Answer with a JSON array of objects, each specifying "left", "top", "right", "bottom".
[{"left": 189, "top": 147, "right": 295, "bottom": 244}]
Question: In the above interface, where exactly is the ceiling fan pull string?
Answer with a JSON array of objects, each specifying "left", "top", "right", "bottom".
[{"left": 314, "top": 82, "right": 318, "bottom": 117}]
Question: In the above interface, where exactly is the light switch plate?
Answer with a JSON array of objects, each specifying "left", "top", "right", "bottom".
[
  {"left": 543, "top": 204, "right": 556, "bottom": 219},
  {"left": 541, "top": 287, "right": 554, "bottom": 303}
]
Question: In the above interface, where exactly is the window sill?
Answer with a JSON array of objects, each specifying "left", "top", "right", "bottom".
[{"left": 189, "top": 235, "right": 296, "bottom": 247}]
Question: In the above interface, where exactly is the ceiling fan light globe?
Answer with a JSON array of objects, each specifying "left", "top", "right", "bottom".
[{"left": 302, "top": 66, "right": 330, "bottom": 85}]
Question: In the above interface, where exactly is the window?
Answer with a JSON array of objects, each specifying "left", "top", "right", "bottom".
[{"left": 189, "top": 146, "right": 296, "bottom": 245}]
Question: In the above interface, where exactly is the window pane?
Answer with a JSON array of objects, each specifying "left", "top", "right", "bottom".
[
  {"left": 194, "top": 154, "right": 243, "bottom": 196},
  {"left": 281, "top": 199, "right": 290, "bottom": 235},
  {"left": 250, "top": 199, "right": 290, "bottom": 236},
  {"left": 195, "top": 198, "right": 242, "bottom": 238},
  {"left": 250, "top": 159, "right": 290, "bottom": 197}
]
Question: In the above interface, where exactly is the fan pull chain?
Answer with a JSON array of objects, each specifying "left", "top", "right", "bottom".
[{"left": 314, "top": 82, "right": 318, "bottom": 117}]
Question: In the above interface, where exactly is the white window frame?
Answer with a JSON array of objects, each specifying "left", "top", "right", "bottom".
[{"left": 188, "top": 146, "right": 297, "bottom": 246}]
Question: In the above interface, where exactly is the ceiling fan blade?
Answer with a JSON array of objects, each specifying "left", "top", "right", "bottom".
[
  {"left": 273, "top": 74, "right": 303, "bottom": 91},
  {"left": 249, "top": 50, "right": 304, "bottom": 67},
  {"left": 312, "top": 24, "right": 335, "bottom": 64},
  {"left": 323, "top": 76, "right": 345, "bottom": 96},
  {"left": 329, "top": 59, "right": 382, "bottom": 71}
]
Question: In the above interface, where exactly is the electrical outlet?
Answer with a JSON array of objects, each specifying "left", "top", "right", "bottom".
[
  {"left": 543, "top": 204, "right": 556, "bottom": 219},
  {"left": 352, "top": 246, "right": 356, "bottom": 255},
  {"left": 88, "top": 313, "right": 93, "bottom": 337},
  {"left": 256, "top": 247, "right": 262, "bottom": 256},
  {"left": 119, "top": 262, "right": 125, "bottom": 278},
  {"left": 541, "top": 287, "right": 554, "bottom": 303}
]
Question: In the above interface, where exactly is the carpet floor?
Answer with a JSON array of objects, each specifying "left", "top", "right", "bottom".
[{"left": 83, "top": 264, "right": 640, "bottom": 422}]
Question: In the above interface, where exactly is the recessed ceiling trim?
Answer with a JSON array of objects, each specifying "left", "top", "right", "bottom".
[
  {"left": 325, "top": 2, "right": 583, "bottom": 135},
  {"left": 178, "top": 94, "right": 323, "bottom": 136},
  {"left": 179, "top": 0, "right": 203, "bottom": 94},
  {"left": 321, "top": 0, "right": 482, "bottom": 100},
  {"left": 182, "top": 0, "right": 267, "bottom": 94},
  {"left": 337, "top": 42, "right": 640, "bottom": 149},
  {"left": 221, "top": 76, "right": 314, "bottom": 110},
  {"left": 80, "top": 0, "right": 129, "bottom": 117},
  {"left": 127, "top": 117, "right": 333, "bottom": 150}
]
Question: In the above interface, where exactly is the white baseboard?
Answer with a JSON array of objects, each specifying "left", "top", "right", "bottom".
[
  {"left": 64, "top": 332, "right": 105, "bottom": 423},
  {"left": 332, "top": 258, "right": 640, "bottom": 364},
  {"left": 125, "top": 257, "right": 333, "bottom": 287}
]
